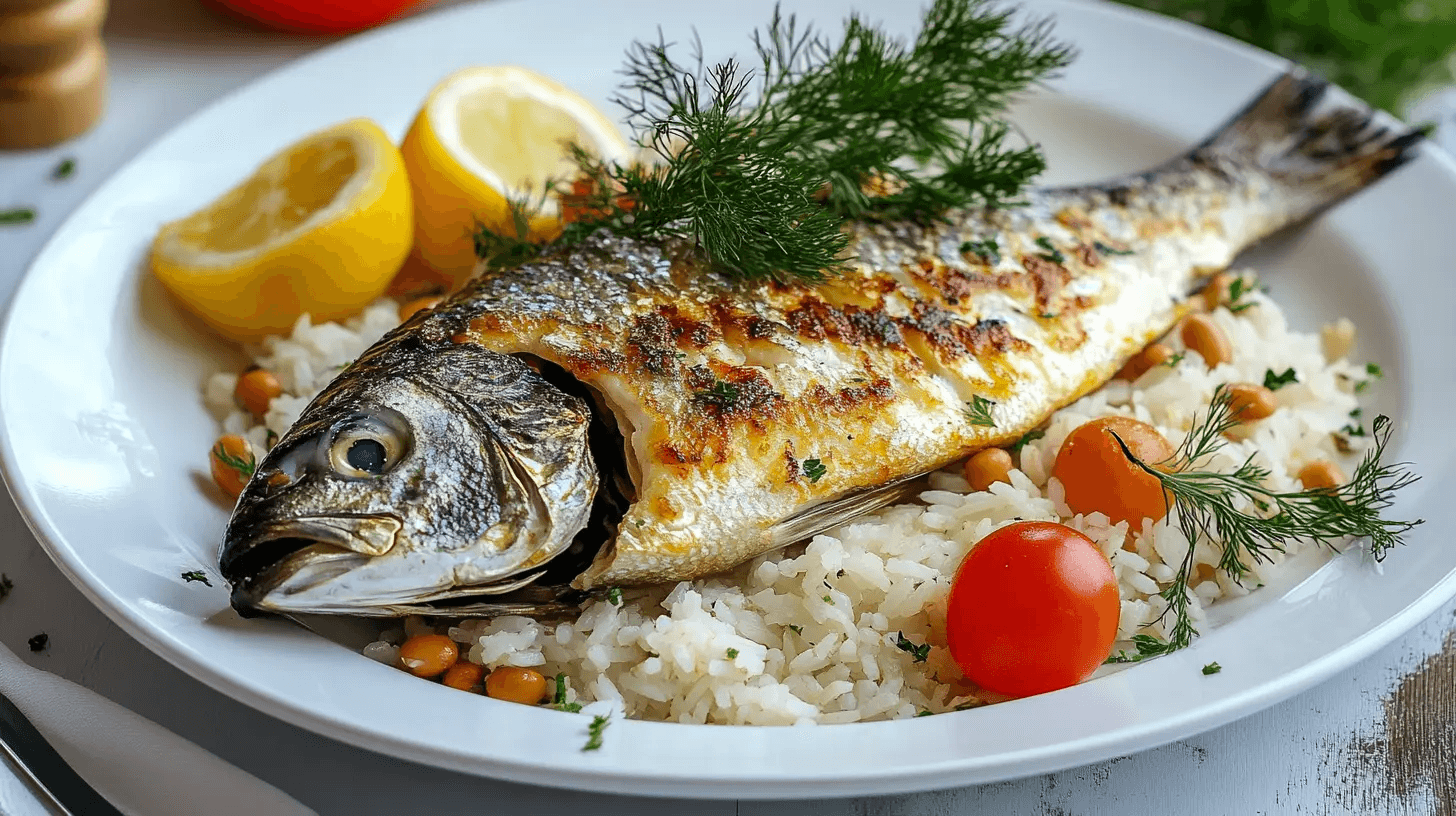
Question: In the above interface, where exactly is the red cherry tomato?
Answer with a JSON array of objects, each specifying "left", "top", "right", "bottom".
[
  {"left": 205, "top": 0, "right": 427, "bottom": 35},
  {"left": 946, "top": 520, "right": 1120, "bottom": 698}
]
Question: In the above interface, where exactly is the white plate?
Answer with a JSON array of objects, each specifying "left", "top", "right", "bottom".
[{"left": 2, "top": 0, "right": 1452, "bottom": 799}]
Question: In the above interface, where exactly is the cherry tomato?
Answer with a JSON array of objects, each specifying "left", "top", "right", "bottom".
[
  {"left": 205, "top": 0, "right": 426, "bottom": 35},
  {"left": 946, "top": 521, "right": 1120, "bottom": 698},
  {"left": 1052, "top": 416, "right": 1175, "bottom": 527}
]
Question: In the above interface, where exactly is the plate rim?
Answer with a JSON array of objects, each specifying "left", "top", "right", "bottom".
[{"left": 2, "top": 0, "right": 1454, "bottom": 798}]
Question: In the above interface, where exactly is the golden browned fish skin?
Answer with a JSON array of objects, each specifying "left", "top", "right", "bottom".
[{"left": 438, "top": 72, "right": 1420, "bottom": 588}]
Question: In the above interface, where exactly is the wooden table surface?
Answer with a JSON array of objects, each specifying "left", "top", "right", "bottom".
[{"left": 0, "top": 1, "right": 1452, "bottom": 812}]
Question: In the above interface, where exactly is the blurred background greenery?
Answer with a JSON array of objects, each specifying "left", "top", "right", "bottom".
[{"left": 1112, "top": 0, "right": 1456, "bottom": 116}]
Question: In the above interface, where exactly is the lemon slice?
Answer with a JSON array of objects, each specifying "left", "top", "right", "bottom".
[
  {"left": 401, "top": 65, "right": 631, "bottom": 287},
  {"left": 151, "top": 118, "right": 413, "bottom": 342}
]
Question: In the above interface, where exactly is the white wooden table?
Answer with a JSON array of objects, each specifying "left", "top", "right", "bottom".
[{"left": 0, "top": 1, "right": 1452, "bottom": 812}]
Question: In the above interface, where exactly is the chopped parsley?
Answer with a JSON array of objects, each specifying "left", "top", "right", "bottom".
[
  {"left": 181, "top": 570, "right": 211, "bottom": 586},
  {"left": 52, "top": 158, "right": 75, "bottom": 180},
  {"left": 607, "top": 587, "right": 623, "bottom": 606},
  {"left": 1009, "top": 428, "right": 1045, "bottom": 455},
  {"left": 726, "top": 648, "right": 740, "bottom": 659},
  {"left": 916, "top": 710, "right": 934, "bottom": 717},
  {"left": 552, "top": 673, "right": 583, "bottom": 712},
  {"left": 822, "top": 594, "right": 833, "bottom": 604},
  {"left": 1366, "top": 362, "right": 1384, "bottom": 379},
  {"left": 802, "top": 458, "right": 827, "bottom": 483},
  {"left": 1263, "top": 368, "right": 1298, "bottom": 390},
  {"left": 963, "top": 395, "right": 996, "bottom": 427},
  {"left": 1033, "top": 236, "right": 1065, "bottom": 264},
  {"left": 1162, "top": 351, "right": 1186, "bottom": 368},
  {"left": 1226, "top": 276, "right": 1259, "bottom": 313},
  {"left": 960, "top": 238, "right": 1000, "bottom": 265},
  {"left": 1202, "top": 661, "right": 1222, "bottom": 675},
  {"left": 788, "top": 624, "right": 804, "bottom": 635},
  {"left": 1093, "top": 240, "right": 1134, "bottom": 256},
  {"left": 27, "top": 633, "right": 48, "bottom": 653},
  {"left": 894, "top": 632, "right": 931, "bottom": 663},
  {"left": 0, "top": 208, "right": 36, "bottom": 225},
  {"left": 583, "top": 715, "right": 609, "bottom": 751}
]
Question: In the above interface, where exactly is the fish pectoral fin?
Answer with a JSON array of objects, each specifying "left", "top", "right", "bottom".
[{"left": 769, "top": 475, "right": 927, "bottom": 548}]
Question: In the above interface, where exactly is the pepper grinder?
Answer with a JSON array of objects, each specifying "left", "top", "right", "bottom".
[{"left": 0, "top": 0, "right": 107, "bottom": 149}]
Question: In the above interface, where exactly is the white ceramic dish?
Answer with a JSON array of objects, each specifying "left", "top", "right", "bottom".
[{"left": 1, "top": 0, "right": 1452, "bottom": 799}]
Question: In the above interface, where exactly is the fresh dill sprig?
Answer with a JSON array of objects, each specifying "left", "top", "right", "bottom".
[
  {"left": 475, "top": 0, "right": 1072, "bottom": 282},
  {"left": 963, "top": 395, "right": 997, "bottom": 427},
  {"left": 1110, "top": 386, "right": 1423, "bottom": 655}
]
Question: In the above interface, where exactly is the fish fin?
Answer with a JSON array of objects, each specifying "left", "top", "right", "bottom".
[
  {"left": 1192, "top": 68, "right": 1423, "bottom": 206},
  {"left": 768, "top": 475, "right": 927, "bottom": 547}
]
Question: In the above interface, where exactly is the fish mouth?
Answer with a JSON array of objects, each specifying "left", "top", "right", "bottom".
[{"left": 222, "top": 514, "right": 402, "bottom": 617}]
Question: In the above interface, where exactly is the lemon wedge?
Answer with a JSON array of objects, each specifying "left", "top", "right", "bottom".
[
  {"left": 401, "top": 66, "right": 631, "bottom": 287},
  {"left": 151, "top": 118, "right": 413, "bottom": 342}
]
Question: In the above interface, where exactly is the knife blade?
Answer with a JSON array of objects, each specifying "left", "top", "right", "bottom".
[{"left": 0, "top": 689, "right": 124, "bottom": 816}]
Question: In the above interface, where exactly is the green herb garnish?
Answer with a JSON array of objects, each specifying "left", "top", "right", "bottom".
[
  {"left": 181, "top": 570, "right": 211, "bottom": 586},
  {"left": 212, "top": 441, "right": 255, "bottom": 479},
  {"left": 1034, "top": 236, "right": 1065, "bottom": 263},
  {"left": 894, "top": 632, "right": 931, "bottom": 663},
  {"left": 0, "top": 574, "right": 11, "bottom": 603},
  {"left": 693, "top": 380, "right": 741, "bottom": 410},
  {"left": 1009, "top": 428, "right": 1045, "bottom": 455},
  {"left": 788, "top": 624, "right": 804, "bottom": 635},
  {"left": 583, "top": 715, "right": 609, "bottom": 751},
  {"left": 916, "top": 710, "right": 934, "bottom": 717},
  {"left": 0, "top": 208, "right": 36, "bottom": 225},
  {"left": 822, "top": 594, "right": 833, "bottom": 604},
  {"left": 1093, "top": 240, "right": 1134, "bottom": 256},
  {"left": 802, "top": 458, "right": 827, "bottom": 483},
  {"left": 53, "top": 158, "right": 75, "bottom": 180},
  {"left": 1263, "top": 368, "right": 1298, "bottom": 390},
  {"left": 475, "top": 0, "right": 1072, "bottom": 282},
  {"left": 960, "top": 238, "right": 1001, "bottom": 265},
  {"left": 28, "top": 633, "right": 48, "bottom": 653},
  {"left": 963, "top": 395, "right": 996, "bottom": 427},
  {"left": 1226, "top": 276, "right": 1258, "bottom": 313},
  {"left": 1111, "top": 386, "right": 1423, "bottom": 655},
  {"left": 1105, "top": 633, "right": 1182, "bottom": 664},
  {"left": 726, "top": 648, "right": 739, "bottom": 659},
  {"left": 1202, "top": 661, "right": 1222, "bottom": 675},
  {"left": 1162, "top": 351, "right": 1185, "bottom": 368},
  {"left": 607, "top": 587, "right": 623, "bottom": 606}
]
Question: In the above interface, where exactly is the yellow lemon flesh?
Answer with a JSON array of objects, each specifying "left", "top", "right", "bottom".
[
  {"left": 151, "top": 118, "right": 413, "bottom": 342},
  {"left": 401, "top": 65, "right": 630, "bottom": 289}
]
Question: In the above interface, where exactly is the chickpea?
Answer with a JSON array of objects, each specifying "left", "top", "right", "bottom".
[
  {"left": 1200, "top": 272, "right": 1234, "bottom": 312},
  {"left": 1116, "top": 342, "right": 1174, "bottom": 381},
  {"left": 484, "top": 667, "right": 549, "bottom": 705},
  {"left": 234, "top": 367, "right": 282, "bottom": 418},
  {"left": 397, "top": 295, "right": 443, "bottom": 323},
  {"left": 397, "top": 634, "right": 459, "bottom": 678},
  {"left": 1180, "top": 314, "right": 1233, "bottom": 368},
  {"left": 442, "top": 661, "right": 485, "bottom": 692},
  {"left": 1225, "top": 382, "right": 1277, "bottom": 422},
  {"left": 209, "top": 434, "right": 255, "bottom": 500},
  {"left": 964, "top": 448, "right": 1014, "bottom": 492},
  {"left": 1298, "top": 460, "right": 1346, "bottom": 492}
]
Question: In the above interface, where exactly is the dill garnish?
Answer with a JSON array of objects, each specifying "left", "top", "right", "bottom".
[
  {"left": 552, "top": 673, "right": 583, "bottom": 712},
  {"left": 181, "top": 570, "right": 212, "bottom": 586},
  {"left": 1033, "top": 236, "right": 1065, "bottom": 264},
  {"left": 1109, "top": 386, "right": 1423, "bottom": 655},
  {"left": 894, "top": 632, "right": 931, "bottom": 663},
  {"left": 802, "top": 457, "right": 827, "bottom": 483},
  {"left": 1202, "top": 661, "right": 1222, "bottom": 675},
  {"left": 53, "top": 158, "right": 75, "bottom": 180},
  {"left": 1009, "top": 428, "right": 1045, "bottom": 455},
  {"left": 583, "top": 715, "right": 609, "bottom": 751},
  {"left": 1162, "top": 351, "right": 1185, "bottom": 368},
  {"left": 693, "top": 380, "right": 741, "bottom": 410},
  {"left": 478, "top": 0, "right": 1072, "bottom": 282},
  {"left": 0, "top": 574, "right": 11, "bottom": 603},
  {"left": 1093, "top": 240, "right": 1134, "bottom": 256},
  {"left": 1263, "top": 367, "right": 1298, "bottom": 390},
  {"left": 960, "top": 238, "right": 1001, "bottom": 265},
  {"left": 212, "top": 441, "right": 255, "bottom": 479},
  {"left": 1226, "top": 276, "right": 1259, "bottom": 313},
  {"left": 0, "top": 208, "right": 35, "bottom": 225},
  {"left": 963, "top": 395, "right": 996, "bottom": 427}
]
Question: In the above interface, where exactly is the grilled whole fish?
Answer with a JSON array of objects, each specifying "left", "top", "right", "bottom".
[{"left": 220, "top": 71, "right": 1420, "bottom": 617}]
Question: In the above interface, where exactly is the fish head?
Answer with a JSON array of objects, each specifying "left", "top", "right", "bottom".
[{"left": 220, "top": 334, "right": 598, "bottom": 617}]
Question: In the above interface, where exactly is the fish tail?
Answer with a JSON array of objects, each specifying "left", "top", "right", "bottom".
[{"left": 1192, "top": 69, "right": 1423, "bottom": 210}]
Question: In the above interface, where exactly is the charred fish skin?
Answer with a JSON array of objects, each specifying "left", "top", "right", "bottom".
[
  {"left": 220, "top": 329, "right": 599, "bottom": 618},
  {"left": 219, "top": 70, "right": 1421, "bottom": 616}
]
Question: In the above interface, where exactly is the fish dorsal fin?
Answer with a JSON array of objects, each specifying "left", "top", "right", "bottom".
[{"left": 769, "top": 475, "right": 927, "bottom": 547}]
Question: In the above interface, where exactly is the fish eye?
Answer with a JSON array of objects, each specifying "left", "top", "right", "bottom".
[{"left": 327, "top": 413, "right": 408, "bottom": 478}]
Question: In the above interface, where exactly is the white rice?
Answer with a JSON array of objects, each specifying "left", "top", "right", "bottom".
[{"left": 204, "top": 272, "right": 1374, "bottom": 724}]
